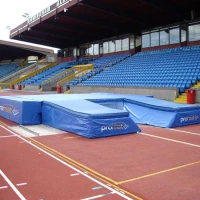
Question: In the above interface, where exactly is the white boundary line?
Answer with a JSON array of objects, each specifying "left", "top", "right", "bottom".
[
  {"left": 141, "top": 132, "right": 200, "bottom": 148},
  {"left": 0, "top": 135, "right": 16, "bottom": 138},
  {"left": 0, "top": 186, "right": 8, "bottom": 189},
  {"left": 0, "top": 125, "right": 132, "bottom": 200},
  {"left": 81, "top": 192, "right": 115, "bottom": 200},
  {"left": 0, "top": 170, "right": 26, "bottom": 200},
  {"left": 16, "top": 183, "right": 27, "bottom": 186},
  {"left": 168, "top": 128, "right": 200, "bottom": 136}
]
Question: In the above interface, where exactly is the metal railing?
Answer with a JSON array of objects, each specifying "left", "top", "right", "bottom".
[
  {"left": 57, "top": 64, "right": 94, "bottom": 86},
  {"left": 11, "top": 62, "right": 57, "bottom": 85},
  {"left": 41, "top": 66, "right": 75, "bottom": 86}
]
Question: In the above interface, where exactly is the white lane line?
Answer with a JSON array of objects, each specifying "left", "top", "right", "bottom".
[
  {"left": 0, "top": 125, "right": 132, "bottom": 200},
  {"left": 0, "top": 135, "right": 16, "bottom": 138},
  {"left": 0, "top": 170, "right": 26, "bottom": 200},
  {"left": 16, "top": 183, "right": 27, "bottom": 186},
  {"left": 141, "top": 132, "right": 200, "bottom": 148},
  {"left": 0, "top": 186, "right": 8, "bottom": 189},
  {"left": 169, "top": 128, "right": 200, "bottom": 136},
  {"left": 70, "top": 173, "right": 79, "bottom": 176},
  {"left": 92, "top": 186, "right": 102, "bottom": 190},
  {"left": 81, "top": 192, "right": 115, "bottom": 200}
]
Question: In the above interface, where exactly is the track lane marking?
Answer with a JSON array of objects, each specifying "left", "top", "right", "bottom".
[
  {"left": 169, "top": 128, "right": 200, "bottom": 136},
  {"left": 0, "top": 186, "right": 8, "bottom": 189},
  {"left": 28, "top": 137, "right": 118, "bottom": 185},
  {"left": 70, "top": 173, "right": 80, "bottom": 176},
  {"left": 0, "top": 125, "right": 134, "bottom": 200},
  {"left": 28, "top": 137, "right": 143, "bottom": 200},
  {"left": 0, "top": 135, "right": 16, "bottom": 138},
  {"left": 140, "top": 132, "right": 200, "bottom": 148},
  {"left": 0, "top": 170, "right": 26, "bottom": 200},
  {"left": 16, "top": 183, "right": 27, "bottom": 186},
  {"left": 117, "top": 161, "right": 200, "bottom": 185},
  {"left": 32, "top": 144, "right": 143, "bottom": 200},
  {"left": 81, "top": 192, "right": 115, "bottom": 200}
]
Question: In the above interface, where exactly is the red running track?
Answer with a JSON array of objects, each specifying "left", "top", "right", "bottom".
[{"left": 0, "top": 125, "right": 130, "bottom": 200}]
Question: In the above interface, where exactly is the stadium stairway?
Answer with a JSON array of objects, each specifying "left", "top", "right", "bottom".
[
  {"left": 174, "top": 81, "right": 200, "bottom": 104},
  {"left": 13, "top": 62, "right": 57, "bottom": 90}
]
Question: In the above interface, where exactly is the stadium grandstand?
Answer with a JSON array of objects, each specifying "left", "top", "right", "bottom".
[
  {"left": 0, "top": 0, "right": 200, "bottom": 200},
  {"left": 8, "top": 0, "right": 200, "bottom": 103}
]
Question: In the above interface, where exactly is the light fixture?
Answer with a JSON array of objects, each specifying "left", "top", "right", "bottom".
[{"left": 64, "top": 8, "right": 68, "bottom": 12}]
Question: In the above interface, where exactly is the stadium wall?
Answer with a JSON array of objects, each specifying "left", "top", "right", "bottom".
[
  {"left": 188, "top": 41, "right": 200, "bottom": 46},
  {"left": 58, "top": 56, "right": 75, "bottom": 63},
  {"left": 70, "top": 86, "right": 179, "bottom": 101}
]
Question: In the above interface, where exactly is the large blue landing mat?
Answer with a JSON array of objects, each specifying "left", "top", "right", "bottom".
[
  {"left": 0, "top": 96, "right": 41, "bottom": 125},
  {"left": 42, "top": 100, "right": 140, "bottom": 138},
  {"left": 0, "top": 93, "right": 200, "bottom": 138}
]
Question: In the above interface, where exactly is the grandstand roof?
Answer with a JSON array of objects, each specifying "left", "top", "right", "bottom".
[
  {"left": 10, "top": 0, "right": 200, "bottom": 48},
  {"left": 0, "top": 39, "right": 54, "bottom": 61}
]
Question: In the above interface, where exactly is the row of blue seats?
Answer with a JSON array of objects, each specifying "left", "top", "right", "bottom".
[{"left": 81, "top": 46, "right": 200, "bottom": 93}]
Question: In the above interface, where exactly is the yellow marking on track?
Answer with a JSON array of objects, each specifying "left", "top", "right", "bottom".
[
  {"left": 117, "top": 161, "right": 200, "bottom": 185},
  {"left": 0, "top": 121, "right": 9, "bottom": 128},
  {"left": 28, "top": 137, "right": 143, "bottom": 200}
]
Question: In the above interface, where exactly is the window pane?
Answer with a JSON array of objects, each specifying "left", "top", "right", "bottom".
[
  {"left": 181, "top": 30, "right": 186, "bottom": 42},
  {"left": 170, "top": 28, "right": 180, "bottom": 44},
  {"left": 189, "top": 24, "right": 200, "bottom": 41},
  {"left": 130, "top": 35, "right": 135, "bottom": 49},
  {"left": 103, "top": 42, "right": 109, "bottom": 53},
  {"left": 122, "top": 38, "right": 129, "bottom": 51},
  {"left": 142, "top": 34, "right": 150, "bottom": 48},
  {"left": 160, "top": 30, "right": 169, "bottom": 45},
  {"left": 93, "top": 44, "right": 99, "bottom": 55},
  {"left": 88, "top": 44, "right": 93, "bottom": 56},
  {"left": 73, "top": 48, "right": 77, "bottom": 56},
  {"left": 109, "top": 41, "right": 115, "bottom": 53},
  {"left": 135, "top": 36, "right": 141, "bottom": 47},
  {"left": 151, "top": 32, "right": 159, "bottom": 47},
  {"left": 116, "top": 39, "right": 121, "bottom": 52}
]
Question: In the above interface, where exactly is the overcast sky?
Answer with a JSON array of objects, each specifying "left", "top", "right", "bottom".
[{"left": 0, "top": 0, "right": 59, "bottom": 52}]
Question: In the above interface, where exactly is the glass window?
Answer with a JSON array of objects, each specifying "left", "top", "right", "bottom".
[
  {"left": 189, "top": 24, "right": 200, "bottom": 41},
  {"left": 93, "top": 44, "right": 99, "bottom": 55},
  {"left": 73, "top": 48, "right": 77, "bottom": 56},
  {"left": 116, "top": 39, "right": 121, "bottom": 52},
  {"left": 103, "top": 42, "right": 109, "bottom": 53},
  {"left": 181, "top": 30, "right": 186, "bottom": 42},
  {"left": 130, "top": 35, "right": 135, "bottom": 49},
  {"left": 142, "top": 34, "right": 150, "bottom": 48},
  {"left": 135, "top": 36, "right": 141, "bottom": 47},
  {"left": 109, "top": 40, "right": 115, "bottom": 53},
  {"left": 100, "top": 44, "right": 103, "bottom": 54},
  {"left": 150, "top": 32, "right": 159, "bottom": 47},
  {"left": 160, "top": 30, "right": 169, "bottom": 45},
  {"left": 122, "top": 38, "right": 129, "bottom": 51},
  {"left": 170, "top": 28, "right": 180, "bottom": 44},
  {"left": 88, "top": 44, "right": 93, "bottom": 56}
]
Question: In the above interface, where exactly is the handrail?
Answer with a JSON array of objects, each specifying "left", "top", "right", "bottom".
[
  {"left": 0, "top": 62, "right": 37, "bottom": 82},
  {"left": 57, "top": 64, "right": 93, "bottom": 86},
  {"left": 0, "top": 82, "right": 10, "bottom": 87},
  {"left": 41, "top": 66, "right": 75, "bottom": 86},
  {"left": 11, "top": 62, "right": 57, "bottom": 85}
]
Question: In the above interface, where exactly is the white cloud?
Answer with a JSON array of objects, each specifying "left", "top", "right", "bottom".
[{"left": 0, "top": 0, "right": 60, "bottom": 52}]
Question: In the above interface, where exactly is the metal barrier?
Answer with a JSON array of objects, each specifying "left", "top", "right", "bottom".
[
  {"left": 11, "top": 62, "right": 57, "bottom": 85},
  {"left": 57, "top": 64, "right": 94, "bottom": 86}
]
